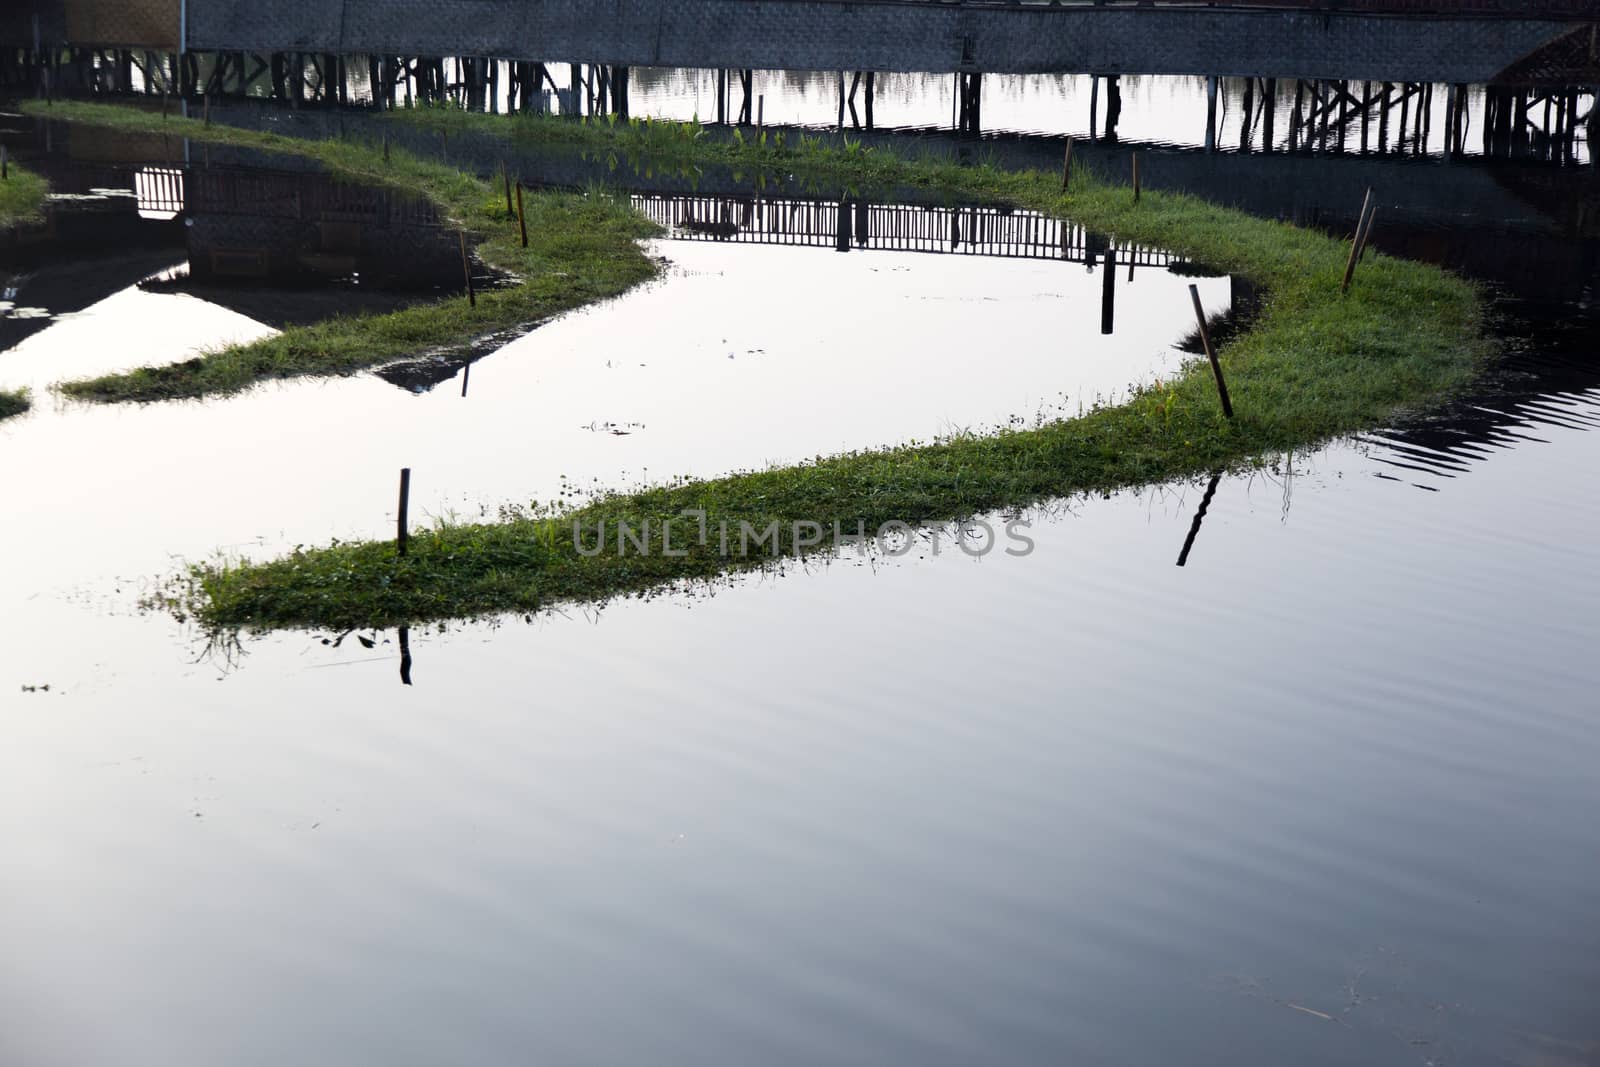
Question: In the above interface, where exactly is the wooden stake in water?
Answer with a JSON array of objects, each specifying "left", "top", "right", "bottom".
[
  {"left": 396, "top": 468, "right": 412, "bottom": 557},
  {"left": 1342, "top": 187, "right": 1375, "bottom": 293},
  {"left": 1132, "top": 152, "right": 1141, "bottom": 203},
  {"left": 758, "top": 94, "right": 764, "bottom": 127},
  {"left": 515, "top": 183, "right": 528, "bottom": 248},
  {"left": 458, "top": 231, "right": 476, "bottom": 307},
  {"left": 1061, "top": 136, "right": 1074, "bottom": 191},
  {"left": 1189, "top": 284, "right": 1234, "bottom": 418}
]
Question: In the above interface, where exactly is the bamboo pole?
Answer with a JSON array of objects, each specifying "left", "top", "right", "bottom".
[
  {"left": 1342, "top": 187, "right": 1375, "bottom": 293},
  {"left": 1189, "top": 284, "right": 1234, "bottom": 418},
  {"left": 458, "top": 231, "right": 476, "bottom": 306}
]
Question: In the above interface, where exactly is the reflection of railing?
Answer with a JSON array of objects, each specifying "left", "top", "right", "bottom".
[
  {"left": 133, "top": 166, "right": 184, "bottom": 218},
  {"left": 631, "top": 193, "right": 1175, "bottom": 266}
]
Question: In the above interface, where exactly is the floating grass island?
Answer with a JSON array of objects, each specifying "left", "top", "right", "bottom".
[{"left": 22, "top": 100, "right": 1491, "bottom": 629}]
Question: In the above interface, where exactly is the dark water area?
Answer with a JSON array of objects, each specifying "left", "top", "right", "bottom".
[{"left": 2, "top": 88, "right": 1600, "bottom": 1067}]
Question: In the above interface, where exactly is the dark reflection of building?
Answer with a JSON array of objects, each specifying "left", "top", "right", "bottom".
[
  {"left": 2, "top": 121, "right": 495, "bottom": 388},
  {"left": 180, "top": 167, "right": 463, "bottom": 291}
]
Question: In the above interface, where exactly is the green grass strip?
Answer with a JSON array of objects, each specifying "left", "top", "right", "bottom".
[
  {"left": 0, "top": 161, "right": 49, "bottom": 227},
  {"left": 33, "top": 103, "right": 1488, "bottom": 629},
  {"left": 22, "top": 100, "right": 659, "bottom": 401},
  {"left": 0, "top": 388, "right": 30, "bottom": 421}
]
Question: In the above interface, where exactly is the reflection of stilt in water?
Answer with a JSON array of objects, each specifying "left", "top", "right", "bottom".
[
  {"left": 1101, "top": 242, "right": 1117, "bottom": 335},
  {"left": 399, "top": 626, "right": 413, "bottom": 685},
  {"left": 1103, "top": 75, "right": 1122, "bottom": 145},
  {"left": 1206, "top": 74, "right": 1218, "bottom": 152},
  {"left": 1240, "top": 77, "right": 1255, "bottom": 152},
  {"left": 955, "top": 70, "right": 983, "bottom": 138},
  {"left": 1176, "top": 472, "right": 1223, "bottom": 567},
  {"left": 460, "top": 362, "right": 470, "bottom": 397}
]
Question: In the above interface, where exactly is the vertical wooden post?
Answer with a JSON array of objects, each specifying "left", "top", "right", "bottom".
[
  {"left": 458, "top": 231, "right": 476, "bottom": 306},
  {"left": 202, "top": 90, "right": 210, "bottom": 126},
  {"left": 396, "top": 468, "right": 411, "bottom": 556},
  {"left": 1061, "top": 136, "right": 1074, "bottom": 190},
  {"left": 1131, "top": 152, "right": 1141, "bottom": 203},
  {"left": 1342, "top": 187, "right": 1374, "bottom": 293},
  {"left": 757, "top": 93, "right": 764, "bottom": 127},
  {"left": 1, "top": 143, "right": 7, "bottom": 180},
  {"left": 382, "top": 133, "right": 389, "bottom": 162},
  {"left": 516, "top": 183, "right": 528, "bottom": 248},
  {"left": 1189, "top": 284, "right": 1234, "bottom": 418}
]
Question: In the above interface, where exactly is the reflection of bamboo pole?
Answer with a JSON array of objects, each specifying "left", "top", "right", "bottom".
[
  {"left": 1189, "top": 284, "right": 1234, "bottom": 418},
  {"left": 1176, "top": 472, "right": 1223, "bottom": 567}
]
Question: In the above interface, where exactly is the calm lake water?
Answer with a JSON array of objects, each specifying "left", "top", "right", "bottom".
[{"left": 2, "top": 102, "right": 1598, "bottom": 1067}]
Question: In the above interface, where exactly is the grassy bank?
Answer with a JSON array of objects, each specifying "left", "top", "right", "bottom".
[
  {"left": 0, "top": 163, "right": 49, "bottom": 227},
  {"left": 20, "top": 100, "right": 658, "bottom": 401},
  {"left": 49, "top": 103, "right": 1485, "bottom": 629},
  {"left": 0, "top": 388, "right": 29, "bottom": 421}
]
